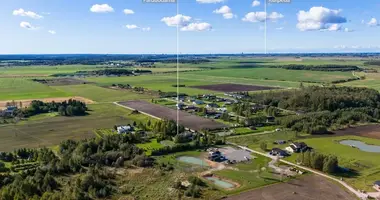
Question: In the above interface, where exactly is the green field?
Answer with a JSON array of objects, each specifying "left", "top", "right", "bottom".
[
  {"left": 0, "top": 103, "right": 156, "bottom": 152},
  {"left": 185, "top": 68, "right": 354, "bottom": 83},
  {"left": 137, "top": 139, "right": 164, "bottom": 155}
]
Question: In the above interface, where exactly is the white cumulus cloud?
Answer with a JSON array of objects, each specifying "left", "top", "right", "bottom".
[
  {"left": 242, "top": 12, "right": 284, "bottom": 23},
  {"left": 20, "top": 21, "right": 37, "bottom": 30},
  {"left": 13, "top": 8, "right": 43, "bottom": 19},
  {"left": 142, "top": 27, "right": 151, "bottom": 31},
  {"left": 161, "top": 14, "right": 192, "bottom": 27},
  {"left": 48, "top": 30, "right": 56, "bottom": 34},
  {"left": 296, "top": 6, "right": 347, "bottom": 31},
  {"left": 196, "top": 0, "right": 224, "bottom": 3},
  {"left": 327, "top": 24, "right": 341, "bottom": 31},
  {"left": 276, "top": 27, "right": 284, "bottom": 30},
  {"left": 181, "top": 22, "right": 212, "bottom": 31},
  {"left": 252, "top": 0, "right": 260, "bottom": 7},
  {"left": 125, "top": 24, "right": 139, "bottom": 29},
  {"left": 367, "top": 18, "right": 378, "bottom": 26},
  {"left": 344, "top": 28, "right": 354, "bottom": 32},
  {"left": 90, "top": 4, "right": 114, "bottom": 13},
  {"left": 123, "top": 9, "right": 134, "bottom": 15},
  {"left": 213, "top": 5, "right": 235, "bottom": 19}
]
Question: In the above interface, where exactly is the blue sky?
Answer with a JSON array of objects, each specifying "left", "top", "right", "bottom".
[{"left": 1, "top": 0, "right": 380, "bottom": 54}]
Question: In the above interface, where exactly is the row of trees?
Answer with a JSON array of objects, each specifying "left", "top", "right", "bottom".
[
  {"left": 297, "top": 151, "right": 339, "bottom": 174},
  {"left": 268, "top": 64, "right": 361, "bottom": 72},
  {"left": 22, "top": 99, "right": 88, "bottom": 117}
]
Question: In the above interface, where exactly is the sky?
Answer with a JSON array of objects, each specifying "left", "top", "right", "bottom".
[{"left": 1, "top": 0, "right": 380, "bottom": 54}]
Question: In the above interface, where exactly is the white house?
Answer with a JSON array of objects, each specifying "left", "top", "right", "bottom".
[{"left": 117, "top": 126, "right": 134, "bottom": 134}]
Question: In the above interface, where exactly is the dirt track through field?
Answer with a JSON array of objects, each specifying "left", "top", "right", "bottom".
[
  {"left": 0, "top": 96, "right": 95, "bottom": 109},
  {"left": 224, "top": 175, "right": 355, "bottom": 200},
  {"left": 116, "top": 100, "right": 227, "bottom": 131}
]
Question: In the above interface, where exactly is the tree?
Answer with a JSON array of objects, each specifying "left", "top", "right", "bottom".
[
  {"left": 260, "top": 142, "right": 267, "bottom": 151},
  {"left": 323, "top": 155, "right": 338, "bottom": 174}
]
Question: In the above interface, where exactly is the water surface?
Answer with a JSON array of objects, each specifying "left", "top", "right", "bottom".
[
  {"left": 205, "top": 176, "right": 235, "bottom": 189},
  {"left": 177, "top": 156, "right": 208, "bottom": 166},
  {"left": 340, "top": 140, "right": 380, "bottom": 153}
]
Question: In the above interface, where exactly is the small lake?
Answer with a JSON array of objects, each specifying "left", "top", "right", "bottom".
[
  {"left": 205, "top": 176, "right": 235, "bottom": 189},
  {"left": 177, "top": 156, "right": 208, "bottom": 166},
  {"left": 340, "top": 140, "right": 380, "bottom": 153}
]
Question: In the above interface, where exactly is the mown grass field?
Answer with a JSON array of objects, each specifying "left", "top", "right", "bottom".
[
  {"left": 0, "top": 103, "right": 156, "bottom": 152},
  {"left": 185, "top": 68, "right": 354, "bottom": 83},
  {"left": 136, "top": 139, "right": 164, "bottom": 156},
  {"left": 0, "top": 78, "right": 71, "bottom": 100}
]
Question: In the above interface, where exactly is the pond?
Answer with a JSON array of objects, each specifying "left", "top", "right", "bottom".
[
  {"left": 340, "top": 140, "right": 380, "bottom": 153},
  {"left": 177, "top": 156, "right": 208, "bottom": 166},
  {"left": 204, "top": 176, "right": 235, "bottom": 189}
]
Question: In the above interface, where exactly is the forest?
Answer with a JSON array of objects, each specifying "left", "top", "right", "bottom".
[
  {"left": 267, "top": 64, "right": 361, "bottom": 72},
  {"left": 52, "top": 69, "right": 152, "bottom": 77}
]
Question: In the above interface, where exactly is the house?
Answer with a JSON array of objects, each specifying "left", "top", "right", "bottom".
[
  {"left": 185, "top": 105, "right": 197, "bottom": 110},
  {"left": 4, "top": 106, "right": 17, "bottom": 114},
  {"left": 117, "top": 125, "right": 134, "bottom": 134},
  {"left": 289, "top": 142, "right": 309, "bottom": 153},
  {"left": 285, "top": 146, "right": 297, "bottom": 153},
  {"left": 208, "top": 150, "right": 225, "bottom": 162},
  {"left": 203, "top": 94, "right": 216, "bottom": 100},
  {"left": 374, "top": 181, "right": 380, "bottom": 190},
  {"left": 274, "top": 140, "right": 286, "bottom": 145},
  {"left": 217, "top": 107, "right": 227, "bottom": 112},
  {"left": 206, "top": 103, "right": 219, "bottom": 109},
  {"left": 270, "top": 148, "right": 289, "bottom": 157},
  {"left": 176, "top": 102, "right": 185, "bottom": 110},
  {"left": 192, "top": 100, "right": 204, "bottom": 105},
  {"left": 266, "top": 116, "right": 275, "bottom": 123}
]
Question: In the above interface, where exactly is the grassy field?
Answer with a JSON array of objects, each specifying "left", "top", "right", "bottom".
[
  {"left": 0, "top": 78, "right": 71, "bottom": 100},
  {"left": 137, "top": 139, "right": 164, "bottom": 156},
  {"left": 53, "top": 84, "right": 151, "bottom": 102},
  {"left": 341, "top": 73, "right": 380, "bottom": 91},
  {"left": 0, "top": 103, "right": 156, "bottom": 152},
  {"left": 185, "top": 68, "right": 354, "bottom": 83}
]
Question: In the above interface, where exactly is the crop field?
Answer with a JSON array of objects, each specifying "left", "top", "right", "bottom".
[
  {"left": 0, "top": 78, "right": 71, "bottom": 100},
  {"left": 0, "top": 65, "right": 102, "bottom": 76},
  {"left": 185, "top": 68, "right": 354, "bottom": 83},
  {"left": 341, "top": 73, "right": 380, "bottom": 91},
  {"left": 191, "top": 83, "right": 277, "bottom": 92},
  {"left": 0, "top": 103, "right": 155, "bottom": 152},
  {"left": 32, "top": 78, "right": 92, "bottom": 86},
  {"left": 117, "top": 100, "right": 227, "bottom": 131},
  {"left": 333, "top": 124, "right": 380, "bottom": 139},
  {"left": 225, "top": 174, "right": 355, "bottom": 200},
  {"left": 52, "top": 84, "right": 152, "bottom": 102}
]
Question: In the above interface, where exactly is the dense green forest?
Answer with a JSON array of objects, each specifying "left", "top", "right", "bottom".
[{"left": 267, "top": 64, "right": 361, "bottom": 72}]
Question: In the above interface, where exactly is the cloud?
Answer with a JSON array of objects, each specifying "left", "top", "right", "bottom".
[
  {"left": 142, "top": 27, "right": 151, "bottom": 31},
  {"left": 276, "top": 27, "right": 284, "bottom": 30},
  {"left": 367, "top": 18, "right": 378, "bottom": 26},
  {"left": 327, "top": 24, "right": 341, "bottom": 31},
  {"left": 196, "top": 0, "right": 224, "bottom": 3},
  {"left": 20, "top": 21, "right": 37, "bottom": 30},
  {"left": 242, "top": 12, "right": 284, "bottom": 23},
  {"left": 90, "top": 4, "right": 114, "bottom": 13},
  {"left": 296, "top": 6, "right": 347, "bottom": 31},
  {"left": 334, "top": 45, "right": 380, "bottom": 50},
  {"left": 48, "top": 30, "right": 56, "bottom": 34},
  {"left": 13, "top": 8, "right": 43, "bottom": 19},
  {"left": 252, "top": 0, "right": 260, "bottom": 7},
  {"left": 125, "top": 24, "right": 139, "bottom": 29},
  {"left": 123, "top": 9, "right": 134, "bottom": 15},
  {"left": 161, "top": 14, "right": 192, "bottom": 27},
  {"left": 181, "top": 22, "right": 212, "bottom": 31},
  {"left": 344, "top": 28, "right": 354, "bottom": 32},
  {"left": 213, "top": 5, "right": 235, "bottom": 19}
]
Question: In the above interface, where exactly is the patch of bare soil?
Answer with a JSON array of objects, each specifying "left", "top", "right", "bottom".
[{"left": 333, "top": 124, "right": 380, "bottom": 139}]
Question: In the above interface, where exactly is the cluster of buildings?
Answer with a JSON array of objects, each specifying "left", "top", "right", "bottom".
[{"left": 270, "top": 142, "right": 311, "bottom": 157}]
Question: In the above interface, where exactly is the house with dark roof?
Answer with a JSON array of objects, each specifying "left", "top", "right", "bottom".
[
  {"left": 374, "top": 181, "right": 380, "bottom": 190},
  {"left": 270, "top": 148, "right": 289, "bottom": 157},
  {"left": 289, "top": 142, "right": 309, "bottom": 153}
]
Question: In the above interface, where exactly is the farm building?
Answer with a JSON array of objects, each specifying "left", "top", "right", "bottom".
[
  {"left": 287, "top": 142, "right": 309, "bottom": 153},
  {"left": 4, "top": 106, "right": 17, "bottom": 114},
  {"left": 206, "top": 103, "right": 219, "bottom": 109},
  {"left": 217, "top": 107, "right": 227, "bottom": 112},
  {"left": 192, "top": 100, "right": 204, "bottom": 105},
  {"left": 374, "top": 181, "right": 380, "bottom": 190},
  {"left": 117, "top": 125, "right": 134, "bottom": 134}
]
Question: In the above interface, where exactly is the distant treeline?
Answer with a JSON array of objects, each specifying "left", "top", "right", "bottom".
[
  {"left": 364, "top": 60, "right": 380, "bottom": 66},
  {"left": 135, "top": 58, "right": 211, "bottom": 64},
  {"left": 52, "top": 69, "right": 152, "bottom": 77},
  {"left": 268, "top": 64, "right": 362, "bottom": 72}
]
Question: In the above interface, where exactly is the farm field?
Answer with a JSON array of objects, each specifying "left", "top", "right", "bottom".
[
  {"left": 52, "top": 84, "right": 152, "bottom": 102},
  {"left": 191, "top": 83, "right": 277, "bottom": 92},
  {"left": 341, "top": 73, "right": 380, "bottom": 91},
  {"left": 0, "top": 103, "right": 155, "bottom": 152},
  {"left": 333, "top": 124, "right": 380, "bottom": 139},
  {"left": 224, "top": 174, "right": 355, "bottom": 200},
  {"left": 0, "top": 78, "right": 71, "bottom": 100},
  {"left": 185, "top": 68, "right": 354, "bottom": 83},
  {"left": 116, "top": 100, "right": 227, "bottom": 131}
]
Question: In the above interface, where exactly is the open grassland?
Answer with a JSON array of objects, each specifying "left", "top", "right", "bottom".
[
  {"left": 0, "top": 65, "right": 102, "bottom": 76},
  {"left": 0, "top": 78, "right": 71, "bottom": 100},
  {"left": 136, "top": 139, "right": 164, "bottom": 156},
  {"left": 52, "top": 84, "right": 152, "bottom": 102},
  {"left": 341, "top": 72, "right": 380, "bottom": 91},
  {"left": 86, "top": 75, "right": 219, "bottom": 95},
  {"left": 0, "top": 103, "right": 156, "bottom": 152},
  {"left": 185, "top": 68, "right": 354, "bottom": 83}
]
